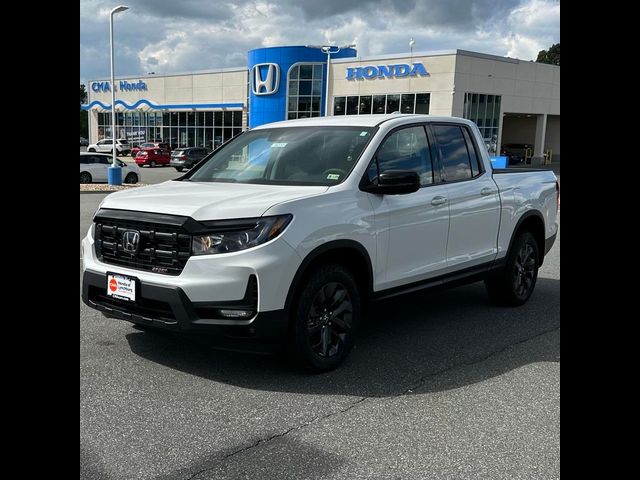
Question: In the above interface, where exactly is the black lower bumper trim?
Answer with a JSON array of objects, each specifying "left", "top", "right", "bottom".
[{"left": 82, "top": 270, "right": 289, "bottom": 351}]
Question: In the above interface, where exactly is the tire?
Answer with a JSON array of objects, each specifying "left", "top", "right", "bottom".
[
  {"left": 289, "top": 264, "right": 361, "bottom": 372},
  {"left": 485, "top": 231, "right": 539, "bottom": 306},
  {"left": 80, "top": 172, "right": 92, "bottom": 184},
  {"left": 124, "top": 172, "right": 138, "bottom": 184},
  {"left": 88, "top": 148, "right": 95, "bottom": 152},
  {"left": 149, "top": 160, "right": 157, "bottom": 168},
  {"left": 175, "top": 167, "right": 184, "bottom": 172}
]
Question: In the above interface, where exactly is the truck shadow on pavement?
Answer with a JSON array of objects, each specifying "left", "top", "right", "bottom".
[{"left": 126, "top": 277, "right": 559, "bottom": 398}]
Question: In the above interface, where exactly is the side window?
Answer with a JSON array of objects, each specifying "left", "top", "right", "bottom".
[
  {"left": 80, "top": 156, "right": 90, "bottom": 164},
  {"left": 432, "top": 125, "right": 472, "bottom": 182},
  {"left": 461, "top": 127, "right": 482, "bottom": 177},
  {"left": 98, "top": 156, "right": 111, "bottom": 165},
  {"left": 376, "top": 126, "right": 433, "bottom": 186}
]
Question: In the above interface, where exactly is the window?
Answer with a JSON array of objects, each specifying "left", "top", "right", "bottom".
[
  {"left": 432, "top": 125, "right": 473, "bottom": 181},
  {"left": 463, "top": 93, "right": 501, "bottom": 155},
  {"left": 376, "top": 126, "right": 433, "bottom": 186},
  {"left": 188, "top": 126, "right": 374, "bottom": 186},
  {"left": 334, "top": 93, "right": 430, "bottom": 116},
  {"left": 287, "top": 63, "right": 324, "bottom": 119},
  {"left": 80, "top": 155, "right": 90, "bottom": 164},
  {"left": 96, "top": 108, "right": 246, "bottom": 149},
  {"left": 461, "top": 128, "right": 482, "bottom": 176}
]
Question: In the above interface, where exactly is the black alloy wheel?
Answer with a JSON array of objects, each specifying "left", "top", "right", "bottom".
[
  {"left": 124, "top": 172, "right": 138, "bottom": 184},
  {"left": 290, "top": 264, "right": 361, "bottom": 372},
  {"left": 80, "top": 172, "right": 92, "bottom": 184},
  {"left": 485, "top": 231, "right": 539, "bottom": 306},
  {"left": 307, "top": 282, "right": 353, "bottom": 358}
]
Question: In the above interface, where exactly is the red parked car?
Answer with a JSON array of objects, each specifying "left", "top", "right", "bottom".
[
  {"left": 131, "top": 141, "right": 170, "bottom": 158},
  {"left": 135, "top": 147, "right": 171, "bottom": 167}
]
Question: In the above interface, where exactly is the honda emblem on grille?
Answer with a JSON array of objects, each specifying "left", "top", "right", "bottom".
[{"left": 122, "top": 230, "right": 140, "bottom": 254}]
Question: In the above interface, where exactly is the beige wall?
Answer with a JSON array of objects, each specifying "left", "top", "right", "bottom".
[
  {"left": 545, "top": 115, "right": 560, "bottom": 157},
  {"left": 88, "top": 69, "right": 248, "bottom": 109},
  {"left": 454, "top": 52, "right": 560, "bottom": 117},
  {"left": 330, "top": 54, "right": 457, "bottom": 116}
]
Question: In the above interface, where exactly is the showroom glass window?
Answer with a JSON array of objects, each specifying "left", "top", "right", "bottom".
[
  {"left": 463, "top": 93, "right": 501, "bottom": 155},
  {"left": 96, "top": 110, "right": 245, "bottom": 149},
  {"left": 333, "top": 93, "right": 430, "bottom": 115},
  {"left": 287, "top": 63, "right": 324, "bottom": 120}
]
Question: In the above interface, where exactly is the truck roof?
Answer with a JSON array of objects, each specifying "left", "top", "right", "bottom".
[{"left": 251, "top": 114, "right": 476, "bottom": 129}]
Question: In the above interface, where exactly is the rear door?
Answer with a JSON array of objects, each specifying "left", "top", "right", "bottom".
[{"left": 430, "top": 123, "right": 500, "bottom": 270}]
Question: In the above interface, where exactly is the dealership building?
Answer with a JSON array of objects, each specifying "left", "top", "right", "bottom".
[{"left": 83, "top": 45, "right": 560, "bottom": 162}]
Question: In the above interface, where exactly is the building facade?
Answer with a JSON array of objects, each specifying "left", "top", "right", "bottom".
[{"left": 83, "top": 46, "right": 559, "bottom": 162}]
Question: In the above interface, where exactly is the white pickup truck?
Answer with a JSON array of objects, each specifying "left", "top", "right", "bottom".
[{"left": 82, "top": 114, "right": 559, "bottom": 371}]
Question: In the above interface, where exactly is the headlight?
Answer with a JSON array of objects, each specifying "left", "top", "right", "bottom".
[{"left": 192, "top": 214, "right": 292, "bottom": 255}]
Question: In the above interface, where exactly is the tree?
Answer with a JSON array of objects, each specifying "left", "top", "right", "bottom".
[
  {"left": 536, "top": 43, "right": 560, "bottom": 66},
  {"left": 80, "top": 84, "right": 88, "bottom": 137}
]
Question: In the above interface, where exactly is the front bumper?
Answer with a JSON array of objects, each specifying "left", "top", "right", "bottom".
[{"left": 82, "top": 270, "right": 289, "bottom": 352}]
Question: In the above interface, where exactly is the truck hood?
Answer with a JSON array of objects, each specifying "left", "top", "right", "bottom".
[{"left": 100, "top": 180, "right": 329, "bottom": 220}]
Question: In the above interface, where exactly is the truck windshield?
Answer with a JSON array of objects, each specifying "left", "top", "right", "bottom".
[{"left": 186, "top": 126, "right": 375, "bottom": 186}]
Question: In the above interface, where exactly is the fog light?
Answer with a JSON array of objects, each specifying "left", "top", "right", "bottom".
[{"left": 218, "top": 309, "right": 254, "bottom": 319}]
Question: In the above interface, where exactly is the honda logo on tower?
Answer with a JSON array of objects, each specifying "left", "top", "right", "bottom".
[{"left": 252, "top": 63, "right": 280, "bottom": 95}]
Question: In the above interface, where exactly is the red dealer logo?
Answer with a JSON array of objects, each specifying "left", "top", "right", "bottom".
[{"left": 109, "top": 278, "right": 118, "bottom": 292}]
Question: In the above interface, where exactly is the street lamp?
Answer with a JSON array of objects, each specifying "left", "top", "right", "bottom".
[
  {"left": 108, "top": 4, "right": 129, "bottom": 186},
  {"left": 306, "top": 43, "right": 356, "bottom": 116}
]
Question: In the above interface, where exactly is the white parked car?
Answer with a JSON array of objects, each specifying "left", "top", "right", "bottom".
[
  {"left": 80, "top": 152, "right": 141, "bottom": 184},
  {"left": 82, "top": 114, "right": 558, "bottom": 371},
  {"left": 87, "top": 138, "right": 131, "bottom": 156}
]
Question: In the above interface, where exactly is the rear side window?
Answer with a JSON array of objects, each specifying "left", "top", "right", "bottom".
[
  {"left": 80, "top": 156, "right": 90, "bottom": 164},
  {"left": 376, "top": 126, "right": 433, "bottom": 186},
  {"left": 461, "top": 128, "right": 482, "bottom": 177},
  {"left": 432, "top": 125, "right": 472, "bottom": 181}
]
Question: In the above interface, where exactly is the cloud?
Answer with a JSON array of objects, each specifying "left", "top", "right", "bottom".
[{"left": 80, "top": 0, "right": 559, "bottom": 83}]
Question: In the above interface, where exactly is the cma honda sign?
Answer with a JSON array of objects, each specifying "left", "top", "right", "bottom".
[
  {"left": 252, "top": 63, "right": 280, "bottom": 95},
  {"left": 346, "top": 63, "right": 428, "bottom": 80}
]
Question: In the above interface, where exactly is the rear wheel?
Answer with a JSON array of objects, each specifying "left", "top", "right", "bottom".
[
  {"left": 149, "top": 160, "right": 157, "bottom": 168},
  {"left": 80, "top": 172, "right": 92, "bottom": 184},
  {"left": 289, "top": 264, "right": 361, "bottom": 372},
  {"left": 485, "top": 231, "right": 539, "bottom": 306},
  {"left": 124, "top": 172, "right": 138, "bottom": 184},
  {"left": 87, "top": 148, "right": 95, "bottom": 152},
  {"left": 175, "top": 167, "right": 184, "bottom": 172}
]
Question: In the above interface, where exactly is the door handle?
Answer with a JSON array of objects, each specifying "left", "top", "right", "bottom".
[
  {"left": 481, "top": 187, "right": 496, "bottom": 196},
  {"left": 431, "top": 196, "right": 447, "bottom": 206}
]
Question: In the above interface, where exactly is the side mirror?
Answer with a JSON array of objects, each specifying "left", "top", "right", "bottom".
[{"left": 362, "top": 170, "right": 421, "bottom": 195}]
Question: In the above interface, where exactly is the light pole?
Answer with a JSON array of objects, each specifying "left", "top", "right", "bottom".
[
  {"left": 108, "top": 5, "right": 129, "bottom": 186},
  {"left": 409, "top": 37, "right": 415, "bottom": 56},
  {"left": 306, "top": 44, "right": 356, "bottom": 116}
]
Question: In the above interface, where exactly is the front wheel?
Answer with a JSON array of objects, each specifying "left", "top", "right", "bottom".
[
  {"left": 289, "top": 264, "right": 361, "bottom": 372},
  {"left": 485, "top": 231, "right": 539, "bottom": 306},
  {"left": 149, "top": 160, "right": 157, "bottom": 168},
  {"left": 175, "top": 167, "right": 184, "bottom": 172}
]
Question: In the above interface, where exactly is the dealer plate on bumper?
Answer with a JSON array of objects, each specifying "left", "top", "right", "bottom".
[{"left": 106, "top": 273, "right": 136, "bottom": 302}]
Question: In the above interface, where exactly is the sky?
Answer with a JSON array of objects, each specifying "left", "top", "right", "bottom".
[{"left": 79, "top": 0, "right": 559, "bottom": 84}]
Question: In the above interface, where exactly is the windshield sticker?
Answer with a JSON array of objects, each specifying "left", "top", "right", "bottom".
[
  {"left": 271, "top": 142, "right": 288, "bottom": 148},
  {"left": 327, "top": 173, "right": 340, "bottom": 180},
  {"left": 360, "top": 131, "right": 369, "bottom": 137}
]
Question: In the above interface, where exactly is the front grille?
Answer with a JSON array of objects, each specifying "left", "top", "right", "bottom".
[{"left": 95, "top": 217, "right": 192, "bottom": 275}]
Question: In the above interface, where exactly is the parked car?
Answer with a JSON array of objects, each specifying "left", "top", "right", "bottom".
[
  {"left": 80, "top": 152, "right": 141, "bottom": 184},
  {"left": 131, "top": 141, "right": 171, "bottom": 158},
  {"left": 170, "top": 147, "right": 212, "bottom": 171},
  {"left": 87, "top": 138, "right": 131, "bottom": 156},
  {"left": 81, "top": 115, "right": 559, "bottom": 372},
  {"left": 135, "top": 147, "right": 171, "bottom": 167},
  {"left": 80, "top": 136, "right": 89, "bottom": 147},
  {"left": 501, "top": 143, "right": 533, "bottom": 165}
]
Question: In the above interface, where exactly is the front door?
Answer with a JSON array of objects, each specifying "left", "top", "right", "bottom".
[{"left": 366, "top": 125, "right": 450, "bottom": 290}]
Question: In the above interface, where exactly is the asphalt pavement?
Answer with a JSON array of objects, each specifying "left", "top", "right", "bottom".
[{"left": 80, "top": 193, "right": 560, "bottom": 480}]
